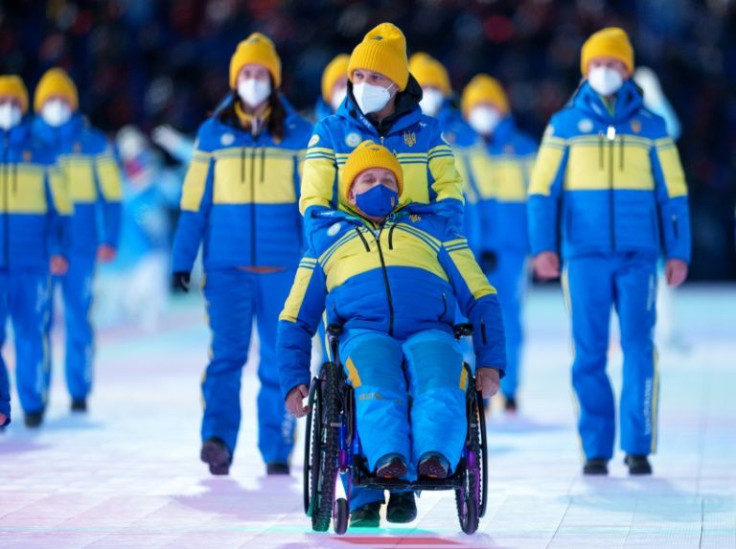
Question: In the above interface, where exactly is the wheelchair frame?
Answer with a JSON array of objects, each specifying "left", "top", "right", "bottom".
[{"left": 303, "top": 323, "right": 489, "bottom": 535}]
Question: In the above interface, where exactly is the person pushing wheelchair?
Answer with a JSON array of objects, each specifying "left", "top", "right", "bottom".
[{"left": 278, "top": 140, "right": 505, "bottom": 526}]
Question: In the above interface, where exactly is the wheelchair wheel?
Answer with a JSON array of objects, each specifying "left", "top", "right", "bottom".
[
  {"left": 310, "top": 361, "right": 342, "bottom": 532},
  {"left": 303, "top": 381, "right": 320, "bottom": 516},
  {"left": 477, "top": 388, "right": 489, "bottom": 518},
  {"left": 333, "top": 498, "right": 349, "bottom": 535},
  {"left": 456, "top": 376, "right": 483, "bottom": 535}
]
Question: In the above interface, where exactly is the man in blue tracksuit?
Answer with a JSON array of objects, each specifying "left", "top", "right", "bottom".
[
  {"left": 32, "top": 68, "right": 123, "bottom": 412},
  {"left": 279, "top": 141, "right": 505, "bottom": 526},
  {"left": 528, "top": 28, "right": 691, "bottom": 476},
  {"left": 172, "top": 33, "right": 312, "bottom": 476},
  {"left": 461, "top": 75, "right": 537, "bottom": 412},
  {"left": 0, "top": 75, "right": 71, "bottom": 427}
]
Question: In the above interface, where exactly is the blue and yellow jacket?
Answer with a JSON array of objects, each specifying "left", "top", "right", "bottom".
[
  {"left": 466, "top": 116, "right": 536, "bottom": 254},
  {"left": 528, "top": 80, "right": 690, "bottom": 262},
  {"left": 32, "top": 114, "right": 122, "bottom": 257},
  {"left": 172, "top": 96, "right": 313, "bottom": 272},
  {"left": 1, "top": 120, "right": 70, "bottom": 271},
  {"left": 299, "top": 79, "right": 465, "bottom": 244},
  {"left": 313, "top": 98, "right": 335, "bottom": 123},
  {"left": 277, "top": 209, "right": 506, "bottom": 398},
  {"left": 434, "top": 101, "right": 485, "bottom": 256}
]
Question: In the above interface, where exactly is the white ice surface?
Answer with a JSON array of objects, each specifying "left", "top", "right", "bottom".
[{"left": 1, "top": 284, "right": 735, "bottom": 548}]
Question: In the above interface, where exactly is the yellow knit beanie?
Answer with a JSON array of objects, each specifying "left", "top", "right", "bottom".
[
  {"left": 348, "top": 23, "right": 409, "bottom": 91},
  {"left": 461, "top": 74, "right": 509, "bottom": 116},
  {"left": 0, "top": 75, "right": 29, "bottom": 114},
  {"left": 229, "top": 32, "right": 282, "bottom": 89},
  {"left": 321, "top": 54, "right": 350, "bottom": 103},
  {"left": 580, "top": 27, "right": 634, "bottom": 76},
  {"left": 341, "top": 140, "right": 404, "bottom": 201},
  {"left": 409, "top": 52, "right": 451, "bottom": 95},
  {"left": 34, "top": 68, "right": 78, "bottom": 113}
]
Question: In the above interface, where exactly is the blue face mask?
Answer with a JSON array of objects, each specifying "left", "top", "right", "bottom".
[{"left": 355, "top": 184, "right": 399, "bottom": 218}]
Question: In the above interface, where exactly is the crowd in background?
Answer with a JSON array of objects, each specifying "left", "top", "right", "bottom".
[{"left": 1, "top": 0, "right": 734, "bottom": 279}]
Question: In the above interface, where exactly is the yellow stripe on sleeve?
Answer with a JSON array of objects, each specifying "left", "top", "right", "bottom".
[
  {"left": 447, "top": 245, "right": 496, "bottom": 299},
  {"left": 655, "top": 139, "right": 687, "bottom": 198},
  {"left": 95, "top": 155, "right": 123, "bottom": 201},
  {"left": 180, "top": 154, "right": 211, "bottom": 212},
  {"left": 279, "top": 263, "right": 316, "bottom": 323},
  {"left": 428, "top": 153, "right": 464, "bottom": 203},
  {"left": 299, "top": 151, "right": 337, "bottom": 214},
  {"left": 529, "top": 141, "right": 565, "bottom": 197}
]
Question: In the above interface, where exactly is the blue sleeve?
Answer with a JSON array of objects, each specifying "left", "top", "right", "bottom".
[
  {"left": 277, "top": 251, "right": 327, "bottom": 399},
  {"left": 437, "top": 232, "right": 506, "bottom": 372},
  {"left": 527, "top": 119, "right": 568, "bottom": 256},
  {"left": 0, "top": 359, "right": 10, "bottom": 426},
  {"left": 171, "top": 131, "right": 214, "bottom": 273}
]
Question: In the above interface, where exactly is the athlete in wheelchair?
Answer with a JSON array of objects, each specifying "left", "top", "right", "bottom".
[{"left": 278, "top": 141, "right": 506, "bottom": 534}]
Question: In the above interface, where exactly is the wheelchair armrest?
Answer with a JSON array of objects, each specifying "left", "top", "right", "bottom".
[{"left": 454, "top": 323, "right": 474, "bottom": 339}]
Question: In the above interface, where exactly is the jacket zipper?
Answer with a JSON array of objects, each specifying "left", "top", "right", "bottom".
[
  {"left": 607, "top": 125, "right": 616, "bottom": 252},
  {"left": 374, "top": 226, "right": 395, "bottom": 336},
  {"left": 439, "top": 292, "right": 447, "bottom": 320},
  {"left": 250, "top": 144, "right": 257, "bottom": 266},
  {"left": 388, "top": 223, "right": 397, "bottom": 250}
]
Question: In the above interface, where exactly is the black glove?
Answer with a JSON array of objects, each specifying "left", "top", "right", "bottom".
[
  {"left": 172, "top": 271, "right": 191, "bottom": 293},
  {"left": 479, "top": 250, "right": 498, "bottom": 273}
]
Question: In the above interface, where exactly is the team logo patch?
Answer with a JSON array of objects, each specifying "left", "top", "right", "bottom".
[
  {"left": 23, "top": 150, "right": 32, "bottom": 162},
  {"left": 630, "top": 120, "right": 642, "bottom": 133},
  {"left": 409, "top": 213, "right": 421, "bottom": 223},
  {"left": 345, "top": 132, "right": 361, "bottom": 148},
  {"left": 504, "top": 144, "right": 515, "bottom": 154},
  {"left": 327, "top": 222, "right": 341, "bottom": 237},
  {"left": 221, "top": 133, "right": 235, "bottom": 146},
  {"left": 403, "top": 131, "right": 416, "bottom": 147},
  {"left": 578, "top": 119, "right": 594, "bottom": 133},
  {"left": 308, "top": 134, "right": 320, "bottom": 147},
  {"left": 73, "top": 142, "right": 82, "bottom": 153},
  {"left": 442, "top": 131, "right": 455, "bottom": 144}
]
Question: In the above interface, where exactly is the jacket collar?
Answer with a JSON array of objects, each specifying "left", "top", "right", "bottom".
[
  {"left": 572, "top": 79, "right": 643, "bottom": 124},
  {"left": 32, "top": 112, "right": 85, "bottom": 144}
]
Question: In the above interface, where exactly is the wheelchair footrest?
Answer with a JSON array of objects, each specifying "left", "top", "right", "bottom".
[{"left": 355, "top": 475, "right": 463, "bottom": 491}]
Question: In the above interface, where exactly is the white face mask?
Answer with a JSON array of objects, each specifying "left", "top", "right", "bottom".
[
  {"left": 330, "top": 87, "right": 347, "bottom": 111},
  {"left": 588, "top": 66, "right": 624, "bottom": 97},
  {"left": 41, "top": 99, "right": 72, "bottom": 127},
  {"left": 468, "top": 106, "right": 502, "bottom": 136},
  {"left": 237, "top": 78, "right": 271, "bottom": 108},
  {"left": 419, "top": 88, "right": 444, "bottom": 117},
  {"left": 353, "top": 81, "right": 394, "bottom": 115},
  {"left": 0, "top": 103, "right": 22, "bottom": 130}
]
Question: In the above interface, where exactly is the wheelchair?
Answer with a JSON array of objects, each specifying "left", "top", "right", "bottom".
[{"left": 303, "top": 323, "right": 488, "bottom": 535}]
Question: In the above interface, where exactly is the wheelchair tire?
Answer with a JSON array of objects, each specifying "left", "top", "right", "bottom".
[
  {"left": 456, "top": 376, "right": 482, "bottom": 535},
  {"left": 311, "top": 361, "right": 341, "bottom": 532},
  {"left": 477, "top": 389, "right": 489, "bottom": 518},
  {"left": 333, "top": 498, "right": 349, "bottom": 535},
  {"left": 303, "top": 381, "right": 320, "bottom": 516}
]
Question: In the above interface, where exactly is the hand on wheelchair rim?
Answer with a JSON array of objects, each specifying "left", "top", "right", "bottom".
[
  {"left": 286, "top": 384, "right": 311, "bottom": 418},
  {"left": 476, "top": 368, "right": 501, "bottom": 399}
]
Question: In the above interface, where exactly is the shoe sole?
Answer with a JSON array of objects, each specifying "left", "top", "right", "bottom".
[
  {"left": 418, "top": 461, "right": 448, "bottom": 479},
  {"left": 376, "top": 461, "right": 407, "bottom": 479},
  {"left": 201, "top": 442, "right": 230, "bottom": 476}
]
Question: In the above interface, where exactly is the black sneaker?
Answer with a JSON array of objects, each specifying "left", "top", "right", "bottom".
[
  {"left": 375, "top": 454, "right": 408, "bottom": 479},
  {"left": 386, "top": 491, "right": 417, "bottom": 523},
  {"left": 349, "top": 501, "right": 382, "bottom": 528},
  {"left": 624, "top": 454, "right": 652, "bottom": 475},
  {"left": 266, "top": 462, "right": 290, "bottom": 475},
  {"left": 200, "top": 437, "right": 231, "bottom": 476},
  {"left": 583, "top": 457, "right": 609, "bottom": 475},
  {"left": 504, "top": 396, "right": 518, "bottom": 413},
  {"left": 24, "top": 410, "right": 44, "bottom": 428},
  {"left": 71, "top": 399, "right": 87, "bottom": 413},
  {"left": 418, "top": 452, "right": 450, "bottom": 479}
]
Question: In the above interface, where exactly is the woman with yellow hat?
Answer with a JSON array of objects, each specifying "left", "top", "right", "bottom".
[
  {"left": 315, "top": 53, "right": 350, "bottom": 121},
  {"left": 528, "top": 27, "right": 691, "bottom": 476},
  {"left": 0, "top": 74, "right": 71, "bottom": 428},
  {"left": 279, "top": 140, "right": 504, "bottom": 527},
  {"left": 460, "top": 74, "right": 537, "bottom": 414},
  {"left": 171, "top": 32, "right": 312, "bottom": 477},
  {"left": 32, "top": 67, "right": 123, "bottom": 415},
  {"left": 299, "top": 23, "right": 465, "bottom": 252}
]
